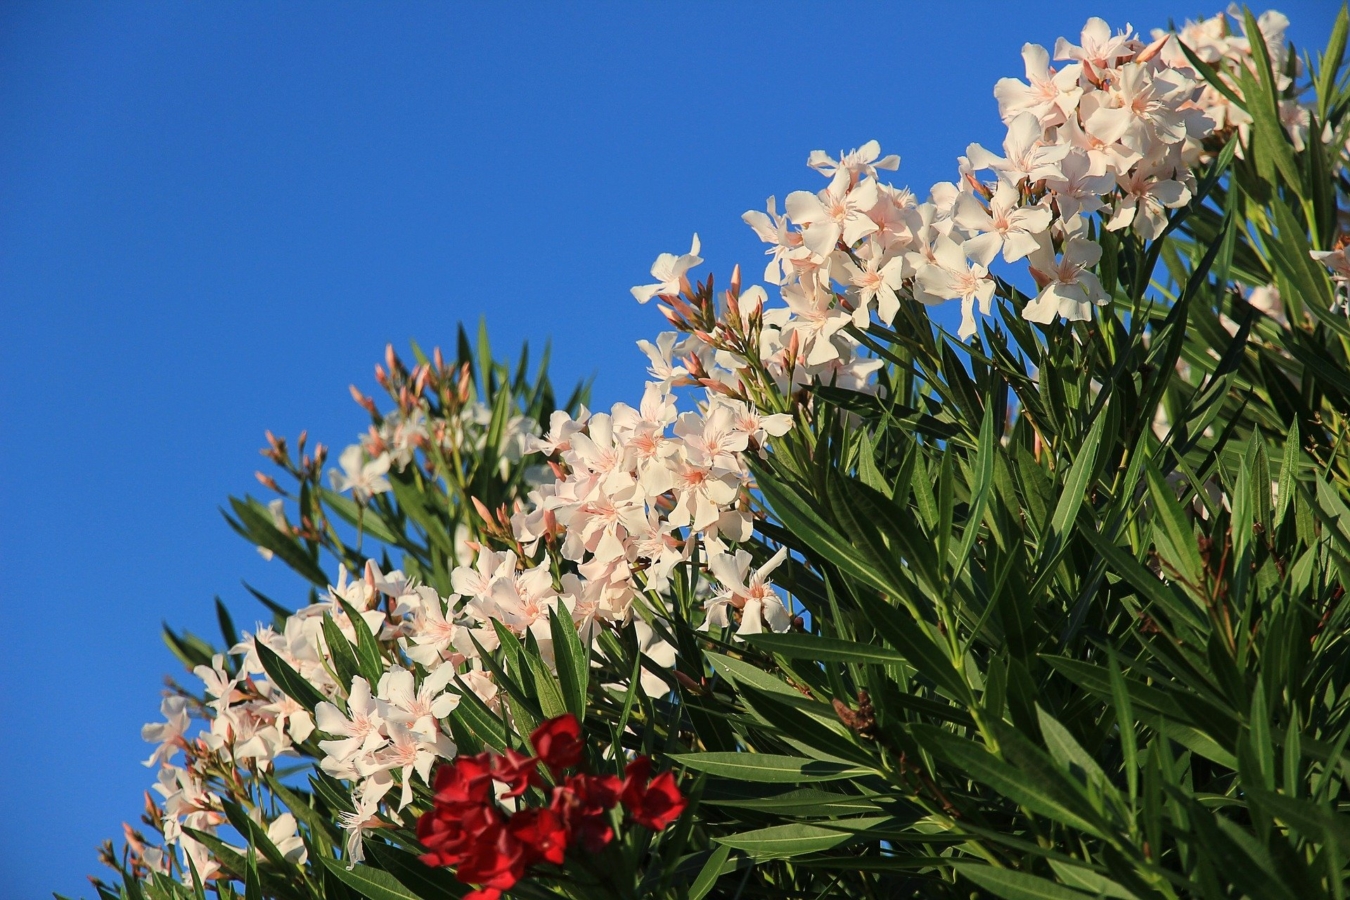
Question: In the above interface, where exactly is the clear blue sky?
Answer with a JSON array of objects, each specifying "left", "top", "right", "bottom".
[{"left": 0, "top": 2, "right": 1337, "bottom": 896}]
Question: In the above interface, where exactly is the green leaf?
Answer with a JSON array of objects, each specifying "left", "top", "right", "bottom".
[
  {"left": 549, "top": 610, "right": 590, "bottom": 719},
  {"left": 1275, "top": 419, "right": 1300, "bottom": 527},
  {"left": 320, "top": 487, "right": 401, "bottom": 545},
  {"left": 714, "top": 822, "right": 857, "bottom": 859},
  {"left": 244, "top": 847, "right": 262, "bottom": 900},
  {"left": 687, "top": 844, "right": 733, "bottom": 900},
  {"left": 753, "top": 464, "right": 892, "bottom": 597},
  {"left": 309, "top": 770, "right": 355, "bottom": 815},
  {"left": 1036, "top": 706, "right": 1111, "bottom": 792},
  {"left": 1038, "top": 408, "right": 1107, "bottom": 569},
  {"left": 1110, "top": 652, "right": 1139, "bottom": 800},
  {"left": 829, "top": 468, "right": 941, "bottom": 597},
  {"left": 704, "top": 786, "right": 882, "bottom": 817},
  {"left": 387, "top": 471, "right": 456, "bottom": 558},
  {"left": 1145, "top": 460, "right": 1203, "bottom": 586},
  {"left": 336, "top": 597, "right": 386, "bottom": 688},
  {"left": 255, "top": 640, "right": 328, "bottom": 712},
  {"left": 214, "top": 598, "right": 239, "bottom": 651},
  {"left": 321, "top": 612, "right": 363, "bottom": 693},
  {"left": 849, "top": 584, "right": 972, "bottom": 702},
  {"left": 222, "top": 798, "right": 293, "bottom": 872},
  {"left": 707, "top": 652, "right": 808, "bottom": 701},
  {"left": 264, "top": 775, "right": 340, "bottom": 844},
  {"left": 913, "top": 724, "right": 1111, "bottom": 840},
  {"left": 1078, "top": 525, "right": 1205, "bottom": 631},
  {"left": 451, "top": 675, "right": 509, "bottom": 750},
  {"left": 363, "top": 841, "right": 468, "bottom": 900},
  {"left": 743, "top": 633, "right": 905, "bottom": 666},
  {"left": 524, "top": 629, "right": 568, "bottom": 720},
  {"left": 1161, "top": 720, "right": 1239, "bottom": 769},
  {"left": 318, "top": 858, "right": 421, "bottom": 900},
  {"left": 737, "top": 683, "right": 875, "bottom": 767},
  {"left": 1239, "top": 8, "right": 1305, "bottom": 198},
  {"left": 953, "top": 402, "right": 998, "bottom": 577},
  {"left": 1250, "top": 788, "right": 1350, "bottom": 859},
  {"left": 951, "top": 863, "right": 1096, "bottom": 900},
  {"left": 670, "top": 752, "right": 871, "bottom": 783},
  {"left": 226, "top": 496, "right": 329, "bottom": 586},
  {"left": 1045, "top": 861, "right": 1141, "bottom": 900}
]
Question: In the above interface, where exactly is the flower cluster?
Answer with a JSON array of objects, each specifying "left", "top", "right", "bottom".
[
  {"left": 714, "top": 10, "right": 1310, "bottom": 346},
  {"left": 136, "top": 654, "right": 314, "bottom": 880},
  {"left": 506, "top": 376, "right": 794, "bottom": 641},
  {"left": 418, "top": 714, "right": 685, "bottom": 900},
  {"left": 1155, "top": 8, "right": 1304, "bottom": 151}
]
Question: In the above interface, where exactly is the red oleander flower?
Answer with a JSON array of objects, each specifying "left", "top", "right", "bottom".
[
  {"left": 621, "top": 756, "right": 687, "bottom": 831},
  {"left": 455, "top": 820, "right": 529, "bottom": 895},
  {"left": 507, "top": 807, "right": 568, "bottom": 866},
  {"left": 491, "top": 748, "right": 543, "bottom": 798},
  {"left": 431, "top": 752, "right": 494, "bottom": 809},
  {"left": 619, "top": 755, "right": 653, "bottom": 804},
  {"left": 418, "top": 802, "right": 501, "bottom": 868},
  {"left": 530, "top": 713, "right": 584, "bottom": 771},
  {"left": 421, "top": 715, "right": 621, "bottom": 895},
  {"left": 551, "top": 772, "right": 621, "bottom": 853}
]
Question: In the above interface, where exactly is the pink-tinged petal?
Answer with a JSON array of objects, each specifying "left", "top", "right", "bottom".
[
  {"left": 784, "top": 190, "right": 824, "bottom": 224},
  {"left": 631, "top": 284, "right": 662, "bottom": 304},
  {"left": 952, "top": 193, "right": 994, "bottom": 233},
  {"left": 966, "top": 142, "right": 1002, "bottom": 171},
  {"left": 1022, "top": 289, "right": 1061, "bottom": 324},
  {"left": 931, "top": 235, "right": 968, "bottom": 272},
  {"left": 876, "top": 286, "right": 901, "bottom": 325},
  {"left": 762, "top": 596, "right": 793, "bottom": 633},
  {"left": 757, "top": 546, "right": 790, "bottom": 579},
  {"left": 1105, "top": 202, "right": 1137, "bottom": 233},
  {"left": 1000, "top": 230, "right": 1041, "bottom": 263},
  {"left": 1151, "top": 180, "right": 1190, "bottom": 208},
  {"left": 1004, "top": 113, "right": 1044, "bottom": 159},
  {"left": 957, "top": 297, "right": 978, "bottom": 340},
  {"left": 735, "top": 599, "right": 765, "bottom": 637},
  {"left": 962, "top": 232, "right": 1003, "bottom": 268},
  {"left": 801, "top": 221, "right": 842, "bottom": 257},
  {"left": 717, "top": 509, "right": 752, "bottom": 543},
  {"left": 841, "top": 215, "right": 878, "bottom": 247},
  {"left": 1022, "top": 42, "right": 1050, "bottom": 79},
  {"left": 1065, "top": 238, "right": 1102, "bottom": 268},
  {"left": 1084, "top": 106, "right": 1133, "bottom": 146},
  {"left": 742, "top": 209, "right": 775, "bottom": 242}
]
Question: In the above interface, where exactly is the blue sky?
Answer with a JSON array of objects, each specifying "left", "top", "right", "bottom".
[{"left": 0, "top": 2, "right": 1338, "bottom": 896}]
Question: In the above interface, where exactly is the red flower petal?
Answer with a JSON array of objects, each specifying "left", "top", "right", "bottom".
[
  {"left": 619, "top": 757, "right": 686, "bottom": 831},
  {"left": 507, "top": 807, "right": 569, "bottom": 867},
  {"left": 529, "top": 713, "right": 584, "bottom": 771},
  {"left": 490, "top": 748, "right": 542, "bottom": 798}
]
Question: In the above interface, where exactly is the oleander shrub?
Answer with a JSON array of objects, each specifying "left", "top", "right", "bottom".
[{"left": 88, "top": 7, "right": 1350, "bottom": 899}]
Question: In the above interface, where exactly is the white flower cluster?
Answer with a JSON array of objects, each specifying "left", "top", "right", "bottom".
[
  {"left": 511, "top": 380, "right": 794, "bottom": 640},
  {"left": 138, "top": 563, "right": 481, "bottom": 870},
  {"left": 1155, "top": 8, "right": 1304, "bottom": 151},
  {"left": 138, "top": 647, "right": 315, "bottom": 879},
  {"left": 729, "top": 11, "right": 1305, "bottom": 342}
]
